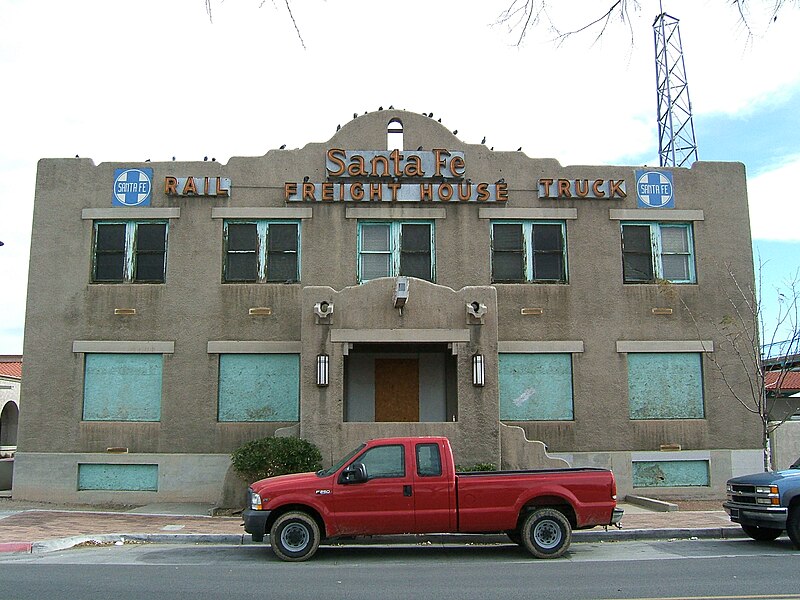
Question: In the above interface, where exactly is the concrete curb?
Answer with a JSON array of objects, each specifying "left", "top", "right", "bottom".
[{"left": 1, "top": 527, "right": 746, "bottom": 555}]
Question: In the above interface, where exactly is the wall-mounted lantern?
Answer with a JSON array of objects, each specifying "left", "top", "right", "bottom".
[
  {"left": 316, "top": 354, "right": 329, "bottom": 387},
  {"left": 472, "top": 353, "right": 485, "bottom": 387}
]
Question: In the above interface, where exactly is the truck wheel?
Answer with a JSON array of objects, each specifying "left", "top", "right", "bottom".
[
  {"left": 741, "top": 524, "right": 782, "bottom": 542},
  {"left": 521, "top": 508, "right": 572, "bottom": 559},
  {"left": 270, "top": 511, "right": 321, "bottom": 562},
  {"left": 787, "top": 506, "right": 800, "bottom": 550},
  {"left": 506, "top": 530, "right": 523, "bottom": 546}
]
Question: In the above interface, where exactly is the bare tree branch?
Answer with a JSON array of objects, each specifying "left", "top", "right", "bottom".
[
  {"left": 283, "top": 0, "right": 306, "bottom": 50},
  {"left": 670, "top": 259, "right": 800, "bottom": 472},
  {"left": 498, "top": 0, "right": 800, "bottom": 47},
  {"left": 205, "top": 0, "right": 307, "bottom": 49}
]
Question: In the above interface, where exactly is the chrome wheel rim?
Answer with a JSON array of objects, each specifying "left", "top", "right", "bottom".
[
  {"left": 281, "top": 523, "right": 310, "bottom": 552},
  {"left": 533, "top": 519, "right": 562, "bottom": 550}
]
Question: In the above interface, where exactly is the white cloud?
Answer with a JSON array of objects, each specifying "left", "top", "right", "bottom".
[
  {"left": 2, "top": 0, "right": 800, "bottom": 352},
  {"left": 748, "top": 155, "right": 800, "bottom": 242}
]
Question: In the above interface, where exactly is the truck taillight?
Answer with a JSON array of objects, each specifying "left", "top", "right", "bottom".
[{"left": 611, "top": 477, "right": 617, "bottom": 501}]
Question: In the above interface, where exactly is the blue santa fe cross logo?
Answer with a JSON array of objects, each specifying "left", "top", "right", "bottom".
[
  {"left": 635, "top": 169, "right": 674, "bottom": 208},
  {"left": 113, "top": 168, "right": 153, "bottom": 207}
]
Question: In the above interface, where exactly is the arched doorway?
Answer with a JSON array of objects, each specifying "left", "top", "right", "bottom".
[{"left": 0, "top": 401, "right": 19, "bottom": 449}]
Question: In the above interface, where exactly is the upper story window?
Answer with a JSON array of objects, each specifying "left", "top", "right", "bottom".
[
  {"left": 358, "top": 221, "right": 434, "bottom": 283},
  {"left": 387, "top": 119, "right": 403, "bottom": 150},
  {"left": 92, "top": 221, "right": 167, "bottom": 283},
  {"left": 223, "top": 220, "right": 299, "bottom": 283},
  {"left": 491, "top": 221, "right": 567, "bottom": 283},
  {"left": 621, "top": 222, "right": 695, "bottom": 284}
]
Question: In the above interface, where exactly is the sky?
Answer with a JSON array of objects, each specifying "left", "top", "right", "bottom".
[{"left": 1, "top": 0, "right": 799, "bottom": 354}]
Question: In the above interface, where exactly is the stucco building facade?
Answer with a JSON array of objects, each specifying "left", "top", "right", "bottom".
[{"left": 15, "top": 110, "right": 762, "bottom": 505}]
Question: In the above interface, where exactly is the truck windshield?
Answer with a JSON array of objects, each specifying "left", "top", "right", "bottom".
[{"left": 316, "top": 444, "right": 366, "bottom": 477}]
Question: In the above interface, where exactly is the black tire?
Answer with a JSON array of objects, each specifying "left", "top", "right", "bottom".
[
  {"left": 787, "top": 505, "right": 800, "bottom": 550},
  {"left": 521, "top": 508, "right": 572, "bottom": 559},
  {"left": 741, "top": 524, "right": 782, "bottom": 542},
  {"left": 269, "top": 511, "right": 321, "bottom": 562},
  {"left": 506, "top": 529, "right": 523, "bottom": 546}
]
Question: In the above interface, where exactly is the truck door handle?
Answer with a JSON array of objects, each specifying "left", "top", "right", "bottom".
[{"left": 403, "top": 485, "right": 412, "bottom": 497}]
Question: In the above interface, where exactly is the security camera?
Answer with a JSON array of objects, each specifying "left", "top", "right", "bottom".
[
  {"left": 393, "top": 277, "right": 409, "bottom": 309},
  {"left": 467, "top": 301, "right": 487, "bottom": 319},
  {"left": 314, "top": 301, "right": 334, "bottom": 318}
]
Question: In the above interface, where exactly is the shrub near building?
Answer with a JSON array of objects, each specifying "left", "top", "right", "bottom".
[{"left": 231, "top": 437, "right": 323, "bottom": 483}]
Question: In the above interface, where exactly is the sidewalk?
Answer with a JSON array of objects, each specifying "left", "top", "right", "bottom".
[{"left": 0, "top": 501, "right": 744, "bottom": 555}]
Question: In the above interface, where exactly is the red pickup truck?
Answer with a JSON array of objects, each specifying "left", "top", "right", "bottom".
[{"left": 243, "top": 436, "right": 622, "bottom": 561}]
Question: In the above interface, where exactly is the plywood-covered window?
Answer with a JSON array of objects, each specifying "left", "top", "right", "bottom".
[
  {"left": 218, "top": 354, "right": 300, "bottom": 422},
  {"left": 628, "top": 352, "right": 704, "bottom": 419},
  {"left": 82, "top": 353, "right": 163, "bottom": 421},
  {"left": 498, "top": 353, "right": 574, "bottom": 421}
]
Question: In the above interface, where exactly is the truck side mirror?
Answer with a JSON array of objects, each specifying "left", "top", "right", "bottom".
[{"left": 340, "top": 462, "right": 368, "bottom": 484}]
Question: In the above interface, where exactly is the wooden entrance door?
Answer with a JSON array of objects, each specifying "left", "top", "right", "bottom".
[{"left": 374, "top": 359, "right": 419, "bottom": 422}]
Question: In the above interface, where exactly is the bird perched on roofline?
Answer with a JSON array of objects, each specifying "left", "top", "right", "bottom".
[{"left": 280, "top": 144, "right": 286, "bottom": 150}]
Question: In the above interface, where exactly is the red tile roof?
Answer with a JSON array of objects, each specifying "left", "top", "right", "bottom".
[
  {"left": 765, "top": 370, "right": 800, "bottom": 392},
  {"left": 0, "top": 362, "right": 22, "bottom": 379}
]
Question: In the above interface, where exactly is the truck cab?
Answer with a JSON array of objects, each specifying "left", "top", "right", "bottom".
[{"left": 723, "top": 456, "right": 800, "bottom": 547}]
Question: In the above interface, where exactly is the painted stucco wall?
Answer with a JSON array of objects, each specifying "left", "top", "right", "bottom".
[{"left": 16, "top": 110, "right": 760, "bottom": 502}]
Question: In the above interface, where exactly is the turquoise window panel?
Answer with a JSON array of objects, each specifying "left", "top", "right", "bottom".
[
  {"left": 628, "top": 353, "right": 704, "bottom": 419},
  {"left": 78, "top": 463, "right": 159, "bottom": 491},
  {"left": 83, "top": 354, "right": 162, "bottom": 421},
  {"left": 632, "top": 460, "right": 710, "bottom": 487},
  {"left": 218, "top": 354, "right": 300, "bottom": 422},
  {"left": 499, "top": 353, "right": 574, "bottom": 420}
]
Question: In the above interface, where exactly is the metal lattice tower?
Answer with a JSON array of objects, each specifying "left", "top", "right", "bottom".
[{"left": 653, "top": 11, "right": 698, "bottom": 167}]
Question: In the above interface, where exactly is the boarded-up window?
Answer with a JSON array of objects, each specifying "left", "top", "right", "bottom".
[
  {"left": 632, "top": 460, "right": 710, "bottom": 487},
  {"left": 218, "top": 354, "right": 300, "bottom": 421},
  {"left": 83, "top": 354, "right": 162, "bottom": 421},
  {"left": 498, "top": 353, "right": 574, "bottom": 420},
  {"left": 78, "top": 464, "right": 159, "bottom": 491},
  {"left": 628, "top": 353, "right": 704, "bottom": 419}
]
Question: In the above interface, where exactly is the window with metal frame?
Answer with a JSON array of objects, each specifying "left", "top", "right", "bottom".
[
  {"left": 491, "top": 221, "right": 567, "bottom": 283},
  {"left": 92, "top": 221, "right": 167, "bottom": 283},
  {"left": 223, "top": 220, "right": 299, "bottom": 283},
  {"left": 358, "top": 221, "right": 434, "bottom": 283},
  {"left": 621, "top": 222, "right": 695, "bottom": 283}
]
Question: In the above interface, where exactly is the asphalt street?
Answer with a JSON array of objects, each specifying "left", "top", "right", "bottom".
[{"left": 1, "top": 538, "right": 798, "bottom": 600}]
